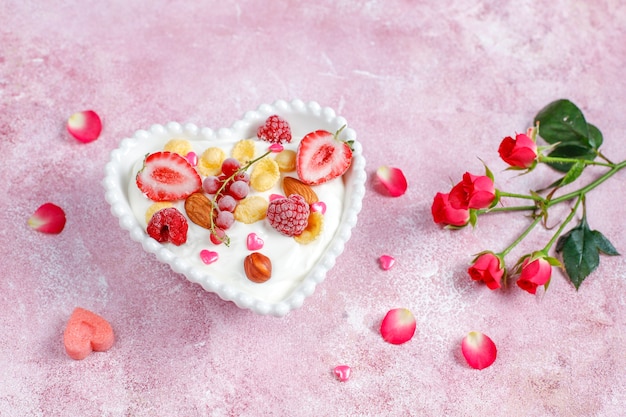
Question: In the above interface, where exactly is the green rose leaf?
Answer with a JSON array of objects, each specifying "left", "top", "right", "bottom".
[
  {"left": 556, "top": 216, "right": 620, "bottom": 290},
  {"left": 587, "top": 123, "right": 603, "bottom": 149},
  {"left": 534, "top": 99, "right": 590, "bottom": 147}
]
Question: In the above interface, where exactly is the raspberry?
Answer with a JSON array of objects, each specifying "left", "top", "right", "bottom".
[
  {"left": 257, "top": 115, "right": 292, "bottom": 144},
  {"left": 146, "top": 207, "right": 188, "bottom": 246},
  {"left": 266, "top": 194, "right": 310, "bottom": 236}
]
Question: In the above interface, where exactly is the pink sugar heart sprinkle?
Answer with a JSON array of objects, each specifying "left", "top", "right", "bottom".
[
  {"left": 247, "top": 233, "right": 264, "bottom": 251},
  {"left": 269, "top": 194, "right": 284, "bottom": 202},
  {"left": 333, "top": 365, "right": 351, "bottom": 382},
  {"left": 379, "top": 255, "right": 396, "bottom": 270},
  {"left": 269, "top": 143, "right": 284, "bottom": 153},
  {"left": 186, "top": 151, "right": 198, "bottom": 166},
  {"left": 310, "top": 201, "right": 327, "bottom": 214},
  {"left": 200, "top": 249, "right": 219, "bottom": 265}
]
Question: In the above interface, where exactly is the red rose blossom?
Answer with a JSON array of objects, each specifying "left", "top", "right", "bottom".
[
  {"left": 468, "top": 252, "right": 504, "bottom": 290},
  {"left": 431, "top": 192, "right": 470, "bottom": 227},
  {"left": 449, "top": 172, "right": 496, "bottom": 210},
  {"left": 516, "top": 256, "right": 552, "bottom": 294},
  {"left": 498, "top": 133, "right": 538, "bottom": 168}
]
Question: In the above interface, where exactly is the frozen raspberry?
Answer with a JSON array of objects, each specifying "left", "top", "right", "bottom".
[
  {"left": 266, "top": 194, "right": 310, "bottom": 236},
  {"left": 257, "top": 115, "right": 292, "bottom": 144},
  {"left": 146, "top": 207, "right": 188, "bottom": 245}
]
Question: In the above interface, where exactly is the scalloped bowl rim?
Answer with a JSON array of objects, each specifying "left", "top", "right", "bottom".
[{"left": 102, "top": 99, "right": 366, "bottom": 316}]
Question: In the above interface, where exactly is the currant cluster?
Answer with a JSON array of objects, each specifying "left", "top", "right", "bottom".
[{"left": 202, "top": 157, "right": 251, "bottom": 244}]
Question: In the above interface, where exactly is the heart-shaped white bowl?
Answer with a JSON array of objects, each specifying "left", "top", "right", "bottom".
[{"left": 103, "top": 99, "right": 366, "bottom": 316}]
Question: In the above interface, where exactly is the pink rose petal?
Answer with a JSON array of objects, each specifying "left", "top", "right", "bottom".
[
  {"left": 200, "top": 250, "right": 219, "bottom": 265},
  {"left": 310, "top": 201, "right": 327, "bottom": 214},
  {"left": 333, "top": 365, "right": 351, "bottom": 382},
  {"left": 379, "top": 255, "right": 395, "bottom": 270},
  {"left": 28, "top": 202, "right": 67, "bottom": 234},
  {"left": 380, "top": 308, "right": 416, "bottom": 345},
  {"left": 67, "top": 110, "right": 102, "bottom": 143},
  {"left": 246, "top": 233, "right": 264, "bottom": 251},
  {"left": 461, "top": 331, "right": 497, "bottom": 370},
  {"left": 376, "top": 166, "right": 408, "bottom": 197}
]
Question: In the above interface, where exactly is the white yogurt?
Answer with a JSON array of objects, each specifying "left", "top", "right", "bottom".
[{"left": 127, "top": 138, "right": 346, "bottom": 304}]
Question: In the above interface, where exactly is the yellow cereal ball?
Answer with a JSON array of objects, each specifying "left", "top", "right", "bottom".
[
  {"left": 234, "top": 196, "right": 269, "bottom": 224},
  {"left": 231, "top": 139, "right": 256, "bottom": 164},
  {"left": 145, "top": 202, "right": 174, "bottom": 225},
  {"left": 274, "top": 150, "right": 297, "bottom": 172},
  {"left": 250, "top": 157, "right": 280, "bottom": 192},
  {"left": 198, "top": 147, "right": 226, "bottom": 176},
  {"left": 294, "top": 212, "right": 324, "bottom": 244},
  {"left": 163, "top": 139, "right": 193, "bottom": 156}
]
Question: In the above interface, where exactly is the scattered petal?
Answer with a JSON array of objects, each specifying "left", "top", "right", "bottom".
[
  {"left": 310, "top": 201, "right": 327, "bottom": 214},
  {"left": 269, "top": 143, "right": 284, "bottom": 153},
  {"left": 186, "top": 151, "right": 198, "bottom": 167},
  {"left": 333, "top": 365, "right": 351, "bottom": 382},
  {"left": 376, "top": 166, "right": 408, "bottom": 197},
  {"left": 247, "top": 233, "right": 264, "bottom": 250},
  {"left": 461, "top": 331, "right": 497, "bottom": 370},
  {"left": 269, "top": 193, "right": 284, "bottom": 202},
  {"left": 200, "top": 249, "right": 219, "bottom": 265},
  {"left": 67, "top": 110, "right": 102, "bottom": 143},
  {"left": 28, "top": 203, "right": 66, "bottom": 234},
  {"left": 380, "top": 308, "right": 416, "bottom": 345},
  {"left": 379, "top": 255, "right": 395, "bottom": 270}
]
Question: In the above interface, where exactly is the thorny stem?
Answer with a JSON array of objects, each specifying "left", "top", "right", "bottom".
[
  {"left": 542, "top": 195, "right": 583, "bottom": 253},
  {"left": 483, "top": 159, "right": 625, "bottom": 259},
  {"left": 499, "top": 215, "right": 544, "bottom": 257},
  {"left": 538, "top": 155, "right": 614, "bottom": 168}
]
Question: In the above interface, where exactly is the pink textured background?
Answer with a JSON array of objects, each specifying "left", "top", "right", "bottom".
[{"left": 2, "top": 1, "right": 626, "bottom": 416}]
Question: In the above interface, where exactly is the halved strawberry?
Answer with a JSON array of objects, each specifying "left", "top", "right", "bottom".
[
  {"left": 136, "top": 152, "right": 202, "bottom": 202},
  {"left": 296, "top": 128, "right": 352, "bottom": 185}
]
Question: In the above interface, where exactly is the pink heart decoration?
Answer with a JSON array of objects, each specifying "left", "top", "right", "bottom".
[
  {"left": 333, "top": 365, "right": 351, "bottom": 382},
  {"left": 200, "top": 250, "right": 219, "bottom": 265},
  {"left": 247, "top": 233, "right": 264, "bottom": 251},
  {"left": 310, "top": 201, "right": 327, "bottom": 214},
  {"left": 379, "top": 255, "right": 396, "bottom": 270}
]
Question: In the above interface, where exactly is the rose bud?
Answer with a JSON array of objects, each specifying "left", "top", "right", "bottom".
[
  {"left": 468, "top": 252, "right": 505, "bottom": 290},
  {"left": 516, "top": 256, "right": 552, "bottom": 294},
  {"left": 498, "top": 133, "right": 538, "bottom": 169},
  {"left": 431, "top": 192, "right": 470, "bottom": 227},
  {"left": 449, "top": 172, "right": 496, "bottom": 210}
]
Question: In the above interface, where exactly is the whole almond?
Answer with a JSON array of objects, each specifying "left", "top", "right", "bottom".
[
  {"left": 282, "top": 176, "right": 318, "bottom": 204},
  {"left": 184, "top": 192, "right": 214, "bottom": 229},
  {"left": 244, "top": 252, "right": 272, "bottom": 283}
]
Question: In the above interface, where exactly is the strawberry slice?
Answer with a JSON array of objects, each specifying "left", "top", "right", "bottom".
[
  {"left": 296, "top": 127, "right": 352, "bottom": 185},
  {"left": 136, "top": 151, "right": 202, "bottom": 202}
]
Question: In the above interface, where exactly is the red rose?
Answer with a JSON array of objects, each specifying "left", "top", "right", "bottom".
[
  {"left": 498, "top": 133, "right": 538, "bottom": 168},
  {"left": 468, "top": 252, "right": 504, "bottom": 290},
  {"left": 449, "top": 172, "right": 496, "bottom": 210},
  {"left": 431, "top": 192, "right": 470, "bottom": 227},
  {"left": 516, "top": 256, "right": 552, "bottom": 294}
]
